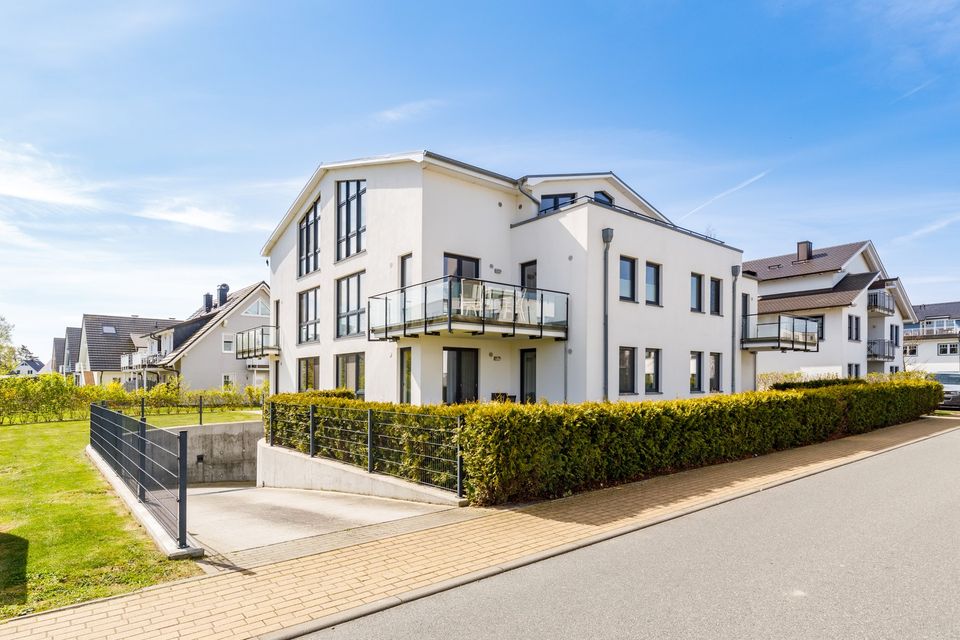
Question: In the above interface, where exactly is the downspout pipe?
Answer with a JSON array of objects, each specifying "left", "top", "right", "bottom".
[
  {"left": 602, "top": 228, "right": 614, "bottom": 401},
  {"left": 517, "top": 176, "right": 540, "bottom": 212},
  {"left": 731, "top": 264, "right": 741, "bottom": 393}
]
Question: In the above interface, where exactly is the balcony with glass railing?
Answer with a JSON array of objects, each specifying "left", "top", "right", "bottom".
[
  {"left": 120, "top": 351, "right": 167, "bottom": 370},
  {"left": 368, "top": 276, "right": 569, "bottom": 341},
  {"left": 867, "top": 339, "right": 897, "bottom": 361},
  {"left": 740, "top": 314, "right": 820, "bottom": 352},
  {"left": 867, "top": 290, "right": 895, "bottom": 316},
  {"left": 904, "top": 319, "right": 960, "bottom": 338},
  {"left": 236, "top": 325, "right": 280, "bottom": 359}
]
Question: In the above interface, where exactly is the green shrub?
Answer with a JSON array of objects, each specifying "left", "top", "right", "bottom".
[
  {"left": 770, "top": 378, "right": 863, "bottom": 390},
  {"left": 265, "top": 380, "right": 941, "bottom": 506}
]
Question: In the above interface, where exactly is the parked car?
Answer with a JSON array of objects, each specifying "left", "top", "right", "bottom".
[{"left": 933, "top": 372, "right": 960, "bottom": 409}]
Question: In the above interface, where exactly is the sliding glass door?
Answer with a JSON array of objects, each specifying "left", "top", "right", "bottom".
[{"left": 442, "top": 347, "right": 478, "bottom": 404}]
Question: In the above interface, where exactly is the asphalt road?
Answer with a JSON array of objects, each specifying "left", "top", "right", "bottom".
[{"left": 306, "top": 427, "right": 960, "bottom": 640}]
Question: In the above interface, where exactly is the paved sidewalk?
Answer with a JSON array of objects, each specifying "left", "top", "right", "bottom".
[{"left": 3, "top": 416, "right": 957, "bottom": 640}]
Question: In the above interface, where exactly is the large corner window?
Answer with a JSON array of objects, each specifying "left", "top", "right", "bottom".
[
  {"left": 298, "top": 357, "right": 320, "bottom": 392},
  {"left": 539, "top": 193, "right": 575, "bottom": 215},
  {"left": 298, "top": 199, "right": 320, "bottom": 276},
  {"left": 619, "top": 347, "right": 636, "bottom": 394},
  {"left": 809, "top": 315, "right": 825, "bottom": 340},
  {"left": 298, "top": 287, "right": 320, "bottom": 344},
  {"left": 336, "top": 352, "right": 365, "bottom": 398},
  {"left": 336, "top": 272, "right": 365, "bottom": 337},
  {"left": 336, "top": 180, "right": 366, "bottom": 261}
]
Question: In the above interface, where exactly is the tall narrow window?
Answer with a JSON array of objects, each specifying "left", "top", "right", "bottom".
[
  {"left": 847, "top": 363, "right": 861, "bottom": 378},
  {"left": 619, "top": 347, "right": 636, "bottom": 394},
  {"left": 336, "top": 352, "right": 365, "bottom": 398},
  {"left": 539, "top": 193, "right": 575, "bottom": 215},
  {"left": 809, "top": 315, "right": 825, "bottom": 340},
  {"left": 644, "top": 348, "right": 660, "bottom": 393},
  {"left": 709, "top": 278, "right": 722, "bottom": 315},
  {"left": 645, "top": 263, "right": 661, "bottom": 305},
  {"left": 520, "top": 349, "right": 537, "bottom": 403},
  {"left": 400, "top": 253, "right": 413, "bottom": 288},
  {"left": 336, "top": 180, "right": 366, "bottom": 260},
  {"left": 298, "top": 199, "right": 320, "bottom": 276},
  {"left": 336, "top": 272, "right": 365, "bottom": 337},
  {"left": 298, "top": 287, "right": 320, "bottom": 344},
  {"left": 521, "top": 261, "right": 537, "bottom": 290},
  {"left": 709, "top": 352, "right": 722, "bottom": 392},
  {"left": 848, "top": 315, "right": 861, "bottom": 341},
  {"left": 442, "top": 348, "right": 478, "bottom": 404},
  {"left": 399, "top": 347, "right": 412, "bottom": 404},
  {"left": 690, "top": 351, "right": 703, "bottom": 392},
  {"left": 690, "top": 274, "right": 704, "bottom": 312},
  {"left": 619, "top": 257, "right": 637, "bottom": 301},
  {"left": 298, "top": 357, "right": 320, "bottom": 392}
]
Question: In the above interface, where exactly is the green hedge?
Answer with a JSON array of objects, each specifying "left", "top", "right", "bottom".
[
  {"left": 770, "top": 378, "right": 863, "bottom": 390},
  {"left": 266, "top": 380, "right": 942, "bottom": 505}
]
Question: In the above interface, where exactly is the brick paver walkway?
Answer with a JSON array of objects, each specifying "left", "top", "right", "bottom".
[{"left": 4, "top": 416, "right": 957, "bottom": 640}]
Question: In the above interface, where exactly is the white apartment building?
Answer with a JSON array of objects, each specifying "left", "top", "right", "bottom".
[
  {"left": 251, "top": 151, "right": 816, "bottom": 404},
  {"left": 744, "top": 240, "right": 916, "bottom": 379},
  {"left": 903, "top": 302, "right": 960, "bottom": 374}
]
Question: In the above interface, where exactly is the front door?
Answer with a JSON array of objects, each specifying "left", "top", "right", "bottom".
[
  {"left": 442, "top": 347, "right": 478, "bottom": 404},
  {"left": 520, "top": 349, "right": 536, "bottom": 403}
]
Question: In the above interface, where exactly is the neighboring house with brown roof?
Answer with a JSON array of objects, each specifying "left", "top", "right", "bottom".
[
  {"left": 743, "top": 240, "right": 917, "bottom": 378},
  {"left": 903, "top": 301, "right": 960, "bottom": 374},
  {"left": 120, "top": 282, "right": 271, "bottom": 391},
  {"left": 76, "top": 315, "right": 182, "bottom": 386}
]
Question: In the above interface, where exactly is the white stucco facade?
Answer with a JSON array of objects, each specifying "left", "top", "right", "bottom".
[{"left": 259, "top": 152, "right": 795, "bottom": 404}]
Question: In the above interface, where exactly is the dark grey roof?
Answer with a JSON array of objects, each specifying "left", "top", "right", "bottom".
[
  {"left": 82, "top": 315, "right": 181, "bottom": 372},
  {"left": 744, "top": 241, "right": 869, "bottom": 282},
  {"left": 912, "top": 301, "right": 960, "bottom": 321},
  {"left": 160, "top": 282, "right": 267, "bottom": 365},
  {"left": 51, "top": 337, "right": 65, "bottom": 372},
  {"left": 64, "top": 327, "right": 81, "bottom": 370},
  {"left": 758, "top": 272, "right": 879, "bottom": 314}
]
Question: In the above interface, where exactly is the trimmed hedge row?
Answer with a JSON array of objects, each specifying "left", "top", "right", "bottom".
[
  {"left": 266, "top": 380, "right": 942, "bottom": 506},
  {"left": 770, "top": 378, "right": 863, "bottom": 390}
]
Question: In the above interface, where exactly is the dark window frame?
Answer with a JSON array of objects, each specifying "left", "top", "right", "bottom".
[
  {"left": 442, "top": 347, "right": 479, "bottom": 404},
  {"left": 593, "top": 190, "right": 614, "bottom": 205},
  {"left": 690, "top": 273, "right": 704, "bottom": 312},
  {"left": 399, "top": 253, "right": 413, "bottom": 288},
  {"left": 619, "top": 346, "right": 637, "bottom": 394},
  {"left": 539, "top": 193, "right": 576, "bottom": 215},
  {"left": 690, "top": 351, "right": 703, "bottom": 392},
  {"left": 336, "top": 179, "right": 366, "bottom": 261},
  {"left": 297, "top": 286, "right": 320, "bottom": 344},
  {"left": 619, "top": 256, "right": 637, "bottom": 302},
  {"left": 520, "top": 348, "right": 537, "bottom": 403},
  {"left": 335, "top": 352, "right": 365, "bottom": 398},
  {"left": 520, "top": 260, "right": 537, "bottom": 291},
  {"left": 644, "top": 348, "right": 660, "bottom": 393},
  {"left": 297, "top": 356, "right": 320, "bottom": 392},
  {"left": 336, "top": 271, "right": 365, "bottom": 338},
  {"left": 808, "top": 314, "right": 825, "bottom": 340},
  {"left": 645, "top": 262, "right": 661, "bottom": 306},
  {"left": 399, "top": 347, "right": 412, "bottom": 404},
  {"left": 847, "top": 314, "right": 861, "bottom": 341},
  {"left": 709, "top": 278, "right": 722, "bottom": 315},
  {"left": 709, "top": 352, "right": 722, "bottom": 392},
  {"left": 298, "top": 198, "right": 320, "bottom": 277}
]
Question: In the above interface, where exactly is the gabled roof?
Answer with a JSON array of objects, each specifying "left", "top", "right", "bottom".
[
  {"left": 912, "top": 301, "right": 960, "bottom": 322},
  {"left": 18, "top": 358, "right": 44, "bottom": 373},
  {"left": 64, "top": 327, "right": 81, "bottom": 369},
  {"left": 521, "top": 172, "right": 673, "bottom": 224},
  {"left": 51, "top": 337, "right": 65, "bottom": 371},
  {"left": 82, "top": 315, "right": 181, "bottom": 372},
  {"left": 159, "top": 281, "right": 268, "bottom": 366},
  {"left": 744, "top": 241, "right": 870, "bottom": 282},
  {"left": 758, "top": 272, "right": 879, "bottom": 314}
]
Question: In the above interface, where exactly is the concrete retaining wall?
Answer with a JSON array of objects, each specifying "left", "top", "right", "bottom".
[
  {"left": 256, "top": 439, "right": 466, "bottom": 506},
  {"left": 164, "top": 421, "right": 262, "bottom": 484}
]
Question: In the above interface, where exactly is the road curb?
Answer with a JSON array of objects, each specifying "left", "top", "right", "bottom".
[{"left": 259, "top": 418, "right": 960, "bottom": 640}]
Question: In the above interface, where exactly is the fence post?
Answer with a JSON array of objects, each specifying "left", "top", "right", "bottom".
[
  {"left": 137, "top": 414, "right": 146, "bottom": 502},
  {"left": 140, "top": 396, "right": 145, "bottom": 422},
  {"left": 367, "top": 409, "right": 374, "bottom": 473},
  {"left": 269, "top": 402, "right": 275, "bottom": 446},
  {"left": 199, "top": 395, "right": 204, "bottom": 426},
  {"left": 177, "top": 431, "right": 188, "bottom": 549},
  {"left": 456, "top": 415, "right": 464, "bottom": 499},
  {"left": 308, "top": 405, "right": 316, "bottom": 457}
]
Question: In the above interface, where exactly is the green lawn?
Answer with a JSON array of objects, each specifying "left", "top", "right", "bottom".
[{"left": 0, "top": 411, "right": 259, "bottom": 619}]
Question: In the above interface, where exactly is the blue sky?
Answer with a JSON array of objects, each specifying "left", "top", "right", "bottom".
[{"left": 2, "top": 0, "right": 959, "bottom": 358}]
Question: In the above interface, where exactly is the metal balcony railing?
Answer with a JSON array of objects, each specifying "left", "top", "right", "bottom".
[
  {"left": 741, "top": 314, "right": 820, "bottom": 352},
  {"left": 120, "top": 351, "right": 167, "bottom": 370},
  {"left": 236, "top": 325, "right": 280, "bottom": 359},
  {"left": 904, "top": 323, "right": 960, "bottom": 338},
  {"left": 867, "top": 290, "right": 895, "bottom": 315},
  {"left": 368, "top": 276, "right": 569, "bottom": 341},
  {"left": 867, "top": 339, "right": 897, "bottom": 361}
]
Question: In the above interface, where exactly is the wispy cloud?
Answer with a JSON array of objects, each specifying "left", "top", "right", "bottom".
[
  {"left": 374, "top": 99, "right": 446, "bottom": 123},
  {"left": 134, "top": 198, "right": 243, "bottom": 232},
  {"left": 0, "top": 139, "right": 101, "bottom": 207},
  {"left": 893, "top": 212, "right": 960, "bottom": 243},
  {"left": 892, "top": 77, "right": 937, "bottom": 102},
  {"left": 678, "top": 170, "right": 770, "bottom": 221},
  {"left": 0, "top": 219, "right": 49, "bottom": 250}
]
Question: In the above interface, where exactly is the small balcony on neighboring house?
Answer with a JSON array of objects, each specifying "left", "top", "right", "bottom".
[
  {"left": 867, "top": 290, "right": 895, "bottom": 316},
  {"left": 120, "top": 351, "right": 167, "bottom": 370},
  {"left": 740, "top": 314, "right": 820, "bottom": 352},
  {"left": 368, "top": 276, "right": 569, "bottom": 341},
  {"left": 236, "top": 325, "right": 280, "bottom": 359},
  {"left": 867, "top": 339, "right": 897, "bottom": 361},
  {"left": 904, "top": 319, "right": 960, "bottom": 338}
]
